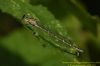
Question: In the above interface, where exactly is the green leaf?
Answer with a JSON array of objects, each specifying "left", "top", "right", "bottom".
[{"left": 0, "top": 0, "right": 81, "bottom": 65}]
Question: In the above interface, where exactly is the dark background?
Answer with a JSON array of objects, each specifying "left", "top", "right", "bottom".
[{"left": 81, "top": 0, "right": 100, "bottom": 17}]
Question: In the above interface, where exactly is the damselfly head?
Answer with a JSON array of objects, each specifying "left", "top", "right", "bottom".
[{"left": 22, "top": 14, "right": 38, "bottom": 26}]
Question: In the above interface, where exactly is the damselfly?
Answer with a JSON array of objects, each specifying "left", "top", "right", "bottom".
[{"left": 22, "top": 14, "right": 83, "bottom": 56}]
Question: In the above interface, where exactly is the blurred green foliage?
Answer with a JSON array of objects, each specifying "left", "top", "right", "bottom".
[{"left": 0, "top": 0, "right": 100, "bottom": 66}]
